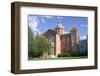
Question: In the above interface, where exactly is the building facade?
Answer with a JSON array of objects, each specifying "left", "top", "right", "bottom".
[{"left": 44, "top": 22, "right": 79, "bottom": 57}]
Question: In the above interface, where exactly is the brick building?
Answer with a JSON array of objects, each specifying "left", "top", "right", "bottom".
[{"left": 44, "top": 21, "right": 79, "bottom": 57}]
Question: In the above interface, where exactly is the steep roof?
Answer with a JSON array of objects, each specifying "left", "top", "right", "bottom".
[{"left": 44, "top": 29, "right": 57, "bottom": 36}]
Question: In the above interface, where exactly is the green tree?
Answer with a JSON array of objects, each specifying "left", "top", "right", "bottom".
[
  {"left": 28, "top": 26, "right": 50, "bottom": 59},
  {"left": 32, "top": 35, "right": 50, "bottom": 57},
  {"left": 28, "top": 26, "right": 34, "bottom": 58}
]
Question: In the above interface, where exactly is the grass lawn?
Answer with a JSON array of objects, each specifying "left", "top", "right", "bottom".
[{"left": 29, "top": 56, "right": 88, "bottom": 61}]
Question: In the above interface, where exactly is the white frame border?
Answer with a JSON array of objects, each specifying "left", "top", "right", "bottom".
[{"left": 20, "top": 6, "right": 95, "bottom": 70}]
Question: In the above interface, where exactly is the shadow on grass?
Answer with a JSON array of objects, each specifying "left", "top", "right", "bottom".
[{"left": 29, "top": 56, "right": 88, "bottom": 61}]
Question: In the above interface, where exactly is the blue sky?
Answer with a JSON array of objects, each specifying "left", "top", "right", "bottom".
[{"left": 28, "top": 15, "right": 88, "bottom": 40}]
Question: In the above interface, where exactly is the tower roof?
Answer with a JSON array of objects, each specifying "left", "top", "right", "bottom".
[
  {"left": 57, "top": 24, "right": 64, "bottom": 29},
  {"left": 71, "top": 25, "right": 77, "bottom": 31},
  {"left": 56, "top": 17, "right": 64, "bottom": 29}
]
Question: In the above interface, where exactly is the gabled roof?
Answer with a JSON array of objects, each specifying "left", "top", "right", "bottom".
[{"left": 44, "top": 29, "right": 57, "bottom": 36}]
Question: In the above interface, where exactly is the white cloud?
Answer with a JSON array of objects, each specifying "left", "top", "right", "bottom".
[
  {"left": 57, "top": 16, "right": 63, "bottom": 19},
  {"left": 44, "top": 16, "right": 54, "bottom": 19},
  {"left": 41, "top": 18, "right": 46, "bottom": 23},
  {"left": 39, "top": 16, "right": 54, "bottom": 19},
  {"left": 80, "top": 24, "right": 88, "bottom": 28},
  {"left": 80, "top": 36, "right": 87, "bottom": 40},
  {"left": 64, "top": 31, "right": 68, "bottom": 34},
  {"left": 29, "top": 16, "right": 39, "bottom": 32}
]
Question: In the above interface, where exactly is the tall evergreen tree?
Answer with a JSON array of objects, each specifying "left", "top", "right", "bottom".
[{"left": 28, "top": 26, "right": 34, "bottom": 58}]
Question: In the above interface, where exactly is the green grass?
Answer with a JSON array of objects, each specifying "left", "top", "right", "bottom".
[{"left": 29, "top": 56, "right": 88, "bottom": 61}]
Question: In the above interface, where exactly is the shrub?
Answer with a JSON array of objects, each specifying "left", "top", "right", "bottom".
[
  {"left": 58, "top": 50, "right": 88, "bottom": 57},
  {"left": 58, "top": 52, "right": 72, "bottom": 57}
]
